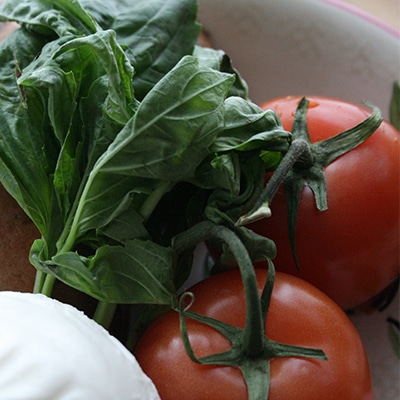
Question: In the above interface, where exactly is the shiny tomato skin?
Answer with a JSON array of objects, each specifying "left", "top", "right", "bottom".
[
  {"left": 135, "top": 269, "right": 374, "bottom": 400},
  {"left": 250, "top": 96, "right": 400, "bottom": 310}
]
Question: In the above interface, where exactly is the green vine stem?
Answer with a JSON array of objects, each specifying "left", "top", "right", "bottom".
[
  {"left": 238, "top": 97, "right": 383, "bottom": 227},
  {"left": 93, "top": 302, "right": 118, "bottom": 329},
  {"left": 236, "top": 138, "right": 312, "bottom": 226},
  {"left": 33, "top": 269, "right": 47, "bottom": 294},
  {"left": 172, "top": 220, "right": 327, "bottom": 400},
  {"left": 33, "top": 269, "right": 115, "bottom": 329},
  {"left": 33, "top": 272, "right": 56, "bottom": 297},
  {"left": 139, "top": 180, "right": 175, "bottom": 221},
  {"left": 173, "top": 220, "right": 265, "bottom": 354}
]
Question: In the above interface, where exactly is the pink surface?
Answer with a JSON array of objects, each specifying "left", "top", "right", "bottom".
[{"left": 322, "top": 0, "right": 400, "bottom": 38}]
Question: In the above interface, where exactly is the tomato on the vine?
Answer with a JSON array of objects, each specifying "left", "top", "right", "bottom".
[
  {"left": 134, "top": 269, "right": 374, "bottom": 400},
  {"left": 249, "top": 96, "right": 399, "bottom": 310}
]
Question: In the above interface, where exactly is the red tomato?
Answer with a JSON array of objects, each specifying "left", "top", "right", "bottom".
[
  {"left": 249, "top": 96, "right": 399, "bottom": 310},
  {"left": 135, "top": 269, "right": 374, "bottom": 400}
]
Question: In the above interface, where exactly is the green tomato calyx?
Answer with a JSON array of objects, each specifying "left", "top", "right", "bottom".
[
  {"left": 236, "top": 97, "right": 383, "bottom": 269},
  {"left": 173, "top": 221, "right": 327, "bottom": 400}
]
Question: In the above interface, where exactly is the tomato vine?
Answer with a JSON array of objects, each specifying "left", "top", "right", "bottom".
[{"left": 173, "top": 221, "right": 327, "bottom": 400}]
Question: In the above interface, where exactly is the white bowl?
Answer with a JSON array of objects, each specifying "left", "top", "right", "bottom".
[
  {"left": 198, "top": 0, "right": 400, "bottom": 120},
  {"left": 198, "top": 1, "right": 399, "bottom": 399}
]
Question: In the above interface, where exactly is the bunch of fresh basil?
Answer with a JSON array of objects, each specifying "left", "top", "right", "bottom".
[{"left": 0, "top": 0, "right": 290, "bottom": 312}]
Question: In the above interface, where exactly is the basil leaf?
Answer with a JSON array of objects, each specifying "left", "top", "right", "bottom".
[
  {"left": 20, "top": 30, "right": 136, "bottom": 126},
  {"left": 99, "top": 208, "right": 150, "bottom": 244},
  {"left": 107, "top": 55, "right": 233, "bottom": 180},
  {"left": 190, "top": 97, "right": 290, "bottom": 226},
  {"left": 112, "top": 0, "right": 201, "bottom": 99},
  {"left": 202, "top": 153, "right": 266, "bottom": 225},
  {"left": 0, "top": 0, "right": 98, "bottom": 36},
  {"left": 194, "top": 46, "right": 248, "bottom": 99},
  {"left": 31, "top": 239, "right": 176, "bottom": 304},
  {"left": 0, "top": 0, "right": 289, "bottom": 309},
  {"left": 19, "top": 60, "right": 78, "bottom": 145},
  {"left": 56, "top": 31, "right": 136, "bottom": 124},
  {"left": 14, "top": 29, "right": 137, "bottom": 238},
  {"left": 66, "top": 55, "right": 234, "bottom": 242},
  {"left": 80, "top": 0, "right": 131, "bottom": 29},
  {"left": 213, "top": 96, "right": 291, "bottom": 152},
  {"left": 0, "top": 29, "right": 57, "bottom": 236}
]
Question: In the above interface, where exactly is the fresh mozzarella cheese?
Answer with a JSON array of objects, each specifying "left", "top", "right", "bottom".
[{"left": 0, "top": 291, "right": 160, "bottom": 400}]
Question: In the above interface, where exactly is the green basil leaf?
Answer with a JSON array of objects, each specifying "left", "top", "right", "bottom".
[
  {"left": 0, "top": 29, "right": 57, "bottom": 235},
  {"left": 193, "top": 46, "right": 248, "bottom": 99},
  {"left": 19, "top": 61, "right": 78, "bottom": 145},
  {"left": 111, "top": 55, "right": 233, "bottom": 180},
  {"left": 203, "top": 153, "right": 266, "bottom": 225},
  {"left": 0, "top": 0, "right": 97, "bottom": 36},
  {"left": 80, "top": 0, "right": 131, "bottom": 29},
  {"left": 14, "top": 29, "right": 138, "bottom": 241},
  {"left": 99, "top": 208, "right": 150, "bottom": 244},
  {"left": 112, "top": 0, "right": 201, "bottom": 99},
  {"left": 20, "top": 30, "right": 136, "bottom": 126},
  {"left": 33, "top": 239, "right": 177, "bottom": 304},
  {"left": 204, "top": 153, "right": 241, "bottom": 194},
  {"left": 67, "top": 55, "right": 234, "bottom": 241},
  {"left": 212, "top": 96, "right": 291, "bottom": 153},
  {"left": 54, "top": 30, "right": 136, "bottom": 124}
]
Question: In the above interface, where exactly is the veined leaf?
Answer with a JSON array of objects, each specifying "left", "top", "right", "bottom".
[
  {"left": 193, "top": 46, "right": 248, "bottom": 99},
  {"left": 0, "top": 0, "right": 98, "bottom": 36},
  {"left": 15, "top": 29, "right": 137, "bottom": 240},
  {"left": 112, "top": 0, "right": 201, "bottom": 99},
  {"left": 52, "top": 30, "right": 136, "bottom": 124},
  {"left": 31, "top": 238, "right": 177, "bottom": 305},
  {"left": 0, "top": 29, "right": 56, "bottom": 235},
  {"left": 20, "top": 30, "right": 136, "bottom": 126},
  {"left": 212, "top": 96, "right": 291, "bottom": 153},
  {"left": 99, "top": 208, "right": 150, "bottom": 244},
  {"left": 202, "top": 152, "right": 266, "bottom": 226},
  {"left": 100, "top": 56, "right": 233, "bottom": 180},
  {"left": 80, "top": 0, "right": 131, "bottom": 29},
  {"left": 65, "top": 55, "right": 234, "bottom": 243},
  {"left": 19, "top": 61, "right": 78, "bottom": 145},
  {"left": 0, "top": 0, "right": 291, "bottom": 312}
]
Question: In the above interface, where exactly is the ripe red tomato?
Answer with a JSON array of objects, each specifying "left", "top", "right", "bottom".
[
  {"left": 135, "top": 269, "right": 374, "bottom": 400},
  {"left": 249, "top": 96, "right": 399, "bottom": 310}
]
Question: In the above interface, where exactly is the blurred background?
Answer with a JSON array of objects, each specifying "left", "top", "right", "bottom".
[{"left": 342, "top": 0, "right": 399, "bottom": 30}]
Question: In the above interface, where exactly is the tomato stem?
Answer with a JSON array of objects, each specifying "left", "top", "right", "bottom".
[
  {"left": 236, "top": 97, "right": 383, "bottom": 271},
  {"left": 173, "top": 221, "right": 327, "bottom": 400},
  {"left": 236, "top": 98, "right": 383, "bottom": 228},
  {"left": 236, "top": 137, "right": 312, "bottom": 226},
  {"left": 173, "top": 220, "right": 265, "bottom": 355}
]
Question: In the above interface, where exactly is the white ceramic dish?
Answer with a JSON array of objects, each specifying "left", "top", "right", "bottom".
[
  {"left": 197, "top": 1, "right": 399, "bottom": 399},
  {"left": 198, "top": 0, "right": 399, "bottom": 120}
]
